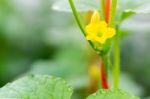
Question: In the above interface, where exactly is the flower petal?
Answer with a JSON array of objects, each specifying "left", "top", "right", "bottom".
[
  {"left": 106, "top": 27, "right": 116, "bottom": 38},
  {"left": 91, "top": 11, "right": 100, "bottom": 23},
  {"left": 85, "top": 10, "right": 116, "bottom": 44}
]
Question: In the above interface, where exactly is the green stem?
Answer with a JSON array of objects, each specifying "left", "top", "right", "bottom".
[
  {"left": 113, "top": 27, "right": 120, "bottom": 89},
  {"left": 101, "top": 54, "right": 109, "bottom": 78},
  {"left": 68, "top": 0, "right": 85, "bottom": 36},
  {"left": 97, "top": 71, "right": 102, "bottom": 89},
  {"left": 101, "top": 54, "right": 109, "bottom": 89},
  {"left": 109, "top": 0, "right": 120, "bottom": 89},
  {"left": 68, "top": 0, "right": 94, "bottom": 48},
  {"left": 109, "top": 0, "right": 117, "bottom": 27},
  {"left": 100, "top": 0, "right": 105, "bottom": 20}
]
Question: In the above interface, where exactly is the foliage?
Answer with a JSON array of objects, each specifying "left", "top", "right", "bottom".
[
  {"left": 0, "top": 0, "right": 150, "bottom": 99},
  {"left": 0, "top": 75, "right": 140, "bottom": 99},
  {"left": 87, "top": 89, "right": 139, "bottom": 99},
  {"left": 0, "top": 75, "right": 73, "bottom": 99},
  {"left": 52, "top": 0, "right": 99, "bottom": 12},
  {"left": 52, "top": 0, "right": 150, "bottom": 22}
]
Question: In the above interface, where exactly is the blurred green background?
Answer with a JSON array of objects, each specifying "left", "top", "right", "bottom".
[{"left": 0, "top": 0, "right": 150, "bottom": 99}]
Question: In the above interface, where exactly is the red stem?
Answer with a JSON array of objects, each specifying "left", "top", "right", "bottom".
[
  {"left": 99, "top": 0, "right": 110, "bottom": 89},
  {"left": 105, "top": 0, "right": 111, "bottom": 23},
  {"left": 100, "top": 61, "right": 109, "bottom": 89}
]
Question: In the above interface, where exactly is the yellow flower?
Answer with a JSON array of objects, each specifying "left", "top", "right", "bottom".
[
  {"left": 88, "top": 65, "right": 99, "bottom": 79},
  {"left": 85, "top": 11, "right": 116, "bottom": 44}
]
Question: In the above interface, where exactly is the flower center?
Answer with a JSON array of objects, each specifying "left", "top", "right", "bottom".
[{"left": 97, "top": 32, "right": 103, "bottom": 37}]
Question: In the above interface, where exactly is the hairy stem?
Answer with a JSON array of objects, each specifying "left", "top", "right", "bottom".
[
  {"left": 100, "top": 0, "right": 105, "bottom": 20},
  {"left": 100, "top": 55, "right": 109, "bottom": 89},
  {"left": 68, "top": 0, "right": 85, "bottom": 35},
  {"left": 109, "top": 0, "right": 117, "bottom": 27},
  {"left": 113, "top": 29, "right": 120, "bottom": 89},
  {"left": 109, "top": 0, "right": 120, "bottom": 89},
  {"left": 68, "top": 0, "right": 94, "bottom": 48}
]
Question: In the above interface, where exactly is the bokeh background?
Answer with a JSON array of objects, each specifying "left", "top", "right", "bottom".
[{"left": 0, "top": 0, "right": 150, "bottom": 99}]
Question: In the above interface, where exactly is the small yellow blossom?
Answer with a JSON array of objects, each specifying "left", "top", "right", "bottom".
[
  {"left": 85, "top": 11, "right": 116, "bottom": 44},
  {"left": 89, "top": 65, "right": 99, "bottom": 79}
]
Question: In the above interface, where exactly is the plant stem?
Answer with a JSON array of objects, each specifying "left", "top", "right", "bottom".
[
  {"left": 101, "top": 55, "right": 109, "bottom": 89},
  {"left": 109, "top": 0, "right": 120, "bottom": 89},
  {"left": 113, "top": 26, "right": 120, "bottom": 89},
  {"left": 101, "top": 55, "right": 109, "bottom": 77},
  {"left": 105, "top": 0, "right": 111, "bottom": 23},
  {"left": 68, "top": 0, "right": 85, "bottom": 36},
  {"left": 109, "top": 0, "right": 117, "bottom": 27},
  {"left": 68, "top": 0, "right": 94, "bottom": 48},
  {"left": 100, "top": 0, "right": 105, "bottom": 20}
]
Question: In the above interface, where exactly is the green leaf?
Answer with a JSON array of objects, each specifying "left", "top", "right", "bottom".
[
  {"left": 120, "top": 11, "right": 135, "bottom": 22},
  {"left": 0, "top": 75, "right": 73, "bottom": 99},
  {"left": 118, "top": 0, "right": 150, "bottom": 22},
  {"left": 87, "top": 89, "right": 140, "bottom": 99},
  {"left": 120, "top": 3, "right": 150, "bottom": 22},
  {"left": 52, "top": 0, "right": 150, "bottom": 23},
  {"left": 52, "top": 0, "right": 99, "bottom": 12}
]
